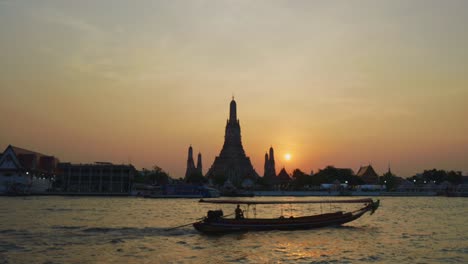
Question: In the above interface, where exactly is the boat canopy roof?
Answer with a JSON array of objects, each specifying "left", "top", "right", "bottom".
[{"left": 199, "top": 198, "right": 373, "bottom": 205}]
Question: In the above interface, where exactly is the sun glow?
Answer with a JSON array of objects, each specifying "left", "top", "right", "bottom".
[{"left": 284, "top": 153, "right": 292, "bottom": 161}]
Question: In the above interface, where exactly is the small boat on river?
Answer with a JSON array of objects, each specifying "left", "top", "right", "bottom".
[{"left": 193, "top": 198, "right": 380, "bottom": 234}]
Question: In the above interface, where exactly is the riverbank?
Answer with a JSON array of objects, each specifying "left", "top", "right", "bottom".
[
  {"left": 3, "top": 191, "right": 465, "bottom": 197},
  {"left": 253, "top": 190, "right": 441, "bottom": 197}
]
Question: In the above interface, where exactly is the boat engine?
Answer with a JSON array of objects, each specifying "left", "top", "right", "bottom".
[{"left": 207, "top": 210, "right": 223, "bottom": 221}]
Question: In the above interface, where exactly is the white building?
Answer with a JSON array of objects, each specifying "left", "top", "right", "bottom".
[{"left": 0, "top": 145, "right": 59, "bottom": 195}]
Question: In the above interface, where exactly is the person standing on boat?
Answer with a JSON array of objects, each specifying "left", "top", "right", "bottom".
[{"left": 235, "top": 204, "right": 244, "bottom": 219}]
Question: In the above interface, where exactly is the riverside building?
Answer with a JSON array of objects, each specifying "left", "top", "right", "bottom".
[
  {"left": 356, "top": 165, "right": 379, "bottom": 184},
  {"left": 0, "top": 145, "right": 59, "bottom": 194},
  {"left": 57, "top": 162, "right": 136, "bottom": 194}
]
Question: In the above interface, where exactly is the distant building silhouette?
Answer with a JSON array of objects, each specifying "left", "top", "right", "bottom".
[
  {"left": 185, "top": 146, "right": 203, "bottom": 179},
  {"left": 58, "top": 162, "right": 135, "bottom": 194},
  {"left": 0, "top": 145, "right": 59, "bottom": 194},
  {"left": 356, "top": 165, "right": 379, "bottom": 184},
  {"left": 206, "top": 98, "right": 259, "bottom": 186},
  {"left": 263, "top": 146, "right": 277, "bottom": 185},
  {"left": 277, "top": 167, "right": 291, "bottom": 186},
  {"left": 197, "top": 152, "right": 203, "bottom": 175},
  {"left": 185, "top": 146, "right": 196, "bottom": 179}
]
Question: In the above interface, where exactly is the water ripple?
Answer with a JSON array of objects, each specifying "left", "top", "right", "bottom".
[{"left": 1, "top": 196, "right": 467, "bottom": 263}]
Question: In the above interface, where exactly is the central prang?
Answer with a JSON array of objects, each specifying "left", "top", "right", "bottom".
[{"left": 205, "top": 98, "right": 259, "bottom": 187}]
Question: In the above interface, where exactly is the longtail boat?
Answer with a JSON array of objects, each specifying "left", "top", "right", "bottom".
[{"left": 193, "top": 198, "right": 379, "bottom": 234}]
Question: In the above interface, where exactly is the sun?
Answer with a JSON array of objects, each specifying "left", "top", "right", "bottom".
[{"left": 284, "top": 153, "right": 292, "bottom": 161}]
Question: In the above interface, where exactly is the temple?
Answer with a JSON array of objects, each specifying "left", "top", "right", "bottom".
[
  {"left": 263, "top": 146, "right": 277, "bottom": 184},
  {"left": 277, "top": 167, "right": 291, "bottom": 186},
  {"left": 196, "top": 152, "right": 202, "bottom": 175},
  {"left": 206, "top": 98, "right": 259, "bottom": 186},
  {"left": 356, "top": 165, "right": 379, "bottom": 184},
  {"left": 185, "top": 146, "right": 203, "bottom": 179},
  {"left": 0, "top": 145, "right": 59, "bottom": 194}
]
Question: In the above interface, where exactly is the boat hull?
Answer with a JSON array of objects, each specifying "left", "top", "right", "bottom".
[{"left": 193, "top": 205, "right": 373, "bottom": 234}]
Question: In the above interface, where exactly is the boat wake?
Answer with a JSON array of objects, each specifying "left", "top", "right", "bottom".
[
  {"left": 51, "top": 225, "right": 85, "bottom": 230},
  {"left": 80, "top": 226, "right": 197, "bottom": 237}
]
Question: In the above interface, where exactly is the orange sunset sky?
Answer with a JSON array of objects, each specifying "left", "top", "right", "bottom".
[{"left": 1, "top": 1, "right": 467, "bottom": 178}]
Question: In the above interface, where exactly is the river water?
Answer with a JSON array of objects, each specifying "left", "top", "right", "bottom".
[{"left": 0, "top": 196, "right": 467, "bottom": 263}]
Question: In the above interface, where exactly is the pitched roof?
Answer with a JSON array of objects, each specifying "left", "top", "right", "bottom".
[
  {"left": 2, "top": 145, "right": 58, "bottom": 171},
  {"left": 10, "top": 145, "right": 48, "bottom": 157},
  {"left": 277, "top": 168, "right": 291, "bottom": 182},
  {"left": 0, "top": 146, "right": 23, "bottom": 169},
  {"left": 356, "top": 165, "right": 378, "bottom": 177}
]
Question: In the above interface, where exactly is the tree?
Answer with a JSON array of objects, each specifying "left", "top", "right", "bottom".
[
  {"left": 309, "top": 172, "right": 327, "bottom": 186},
  {"left": 133, "top": 170, "right": 146, "bottom": 183},
  {"left": 422, "top": 169, "right": 447, "bottom": 183},
  {"left": 409, "top": 169, "right": 462, "bottom": 185},
  {"left": 447, "top": 171, "right": 462, "bottom": 184},
  {"left": 313, "top": 166, "right": 362, "bottom": 185},
  {"left": 291, "top": 169, "right": 310, "bottom": 189},
  {"left": 379, "top": 170, "right": 403, "bottom": 191},
  {"left": 145, "top": 165, "right": 170, "bottom": 185}
]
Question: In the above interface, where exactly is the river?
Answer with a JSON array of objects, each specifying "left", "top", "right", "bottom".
[{"left": 0, "top": 196, "right": 467, "bottom": 263}]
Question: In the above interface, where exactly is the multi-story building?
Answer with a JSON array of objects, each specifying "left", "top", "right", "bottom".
[{"left": 57, "top": 162, "right": 136, "bottom": 194}]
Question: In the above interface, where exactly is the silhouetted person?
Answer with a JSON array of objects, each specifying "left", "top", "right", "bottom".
[{"left": 235, "top": 204, "right": 244, "bottom": 219}]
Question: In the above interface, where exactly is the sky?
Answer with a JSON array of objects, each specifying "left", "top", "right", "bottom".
[{"left": 1, "top": 0, "right": 467, "bottom": 178}]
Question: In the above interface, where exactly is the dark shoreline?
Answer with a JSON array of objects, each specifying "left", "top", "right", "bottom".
[{"left": 1, "top": 193, "right": 467, "bottom": 197}]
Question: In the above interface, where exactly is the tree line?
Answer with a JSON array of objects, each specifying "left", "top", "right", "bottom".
[{"left": 134, "top": 165, "right": 465, "bottom": 189}]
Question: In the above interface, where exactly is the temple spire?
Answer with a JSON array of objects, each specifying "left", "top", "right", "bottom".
[
  {"left": 269, "top": 146, "right": 275, "bottom": 162},
  {"left": 197, "top": 152, "right": 203, "bottom": 174},
  {"left": 185, "top": 145, "right": 196, "bottom": 179},
  {"left": 263, "top": 146, "right": 277, "bottom": 182},
  {"left": 229, "top": 98, "right": 237, "bottom": 123},
  {"left": 206, "top": 98, "right": 259, "bottom": 186},
  {"left": 188, "top": 145, "right": 193, "bottom": 160}
]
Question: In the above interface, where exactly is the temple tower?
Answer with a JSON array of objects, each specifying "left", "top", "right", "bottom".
[
  {"left": 197, "top": 152, "right": 203, "bottom": 175},
  {"left": 230, "top": 98, "right": 237, "bottom": 123},
  {"left": 268, "top": 146, "right": 276, "bottom": 176},
  {"left": 263, "top": 146, "right": 277, "bottom": 184},
  {"left": 184, "top": 145, "right": 196, "bottom": 179},
  {"left": 264, "top": 153, "right": 269, "bottom": 176},
  {"left": 206, "top": 98, "right": 259, "bottom": 186}
]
